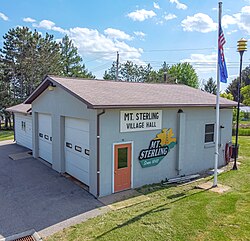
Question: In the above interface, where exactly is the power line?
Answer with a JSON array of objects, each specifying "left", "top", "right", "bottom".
[
  {"left": 81, "top": 46, "right": 238, "bottom": 54},
  {"left": 90, "top": 62, "right": 112, "bottom": 72},
  {"left": 84, "top": 56, "right": 108, "bottom": 63}
]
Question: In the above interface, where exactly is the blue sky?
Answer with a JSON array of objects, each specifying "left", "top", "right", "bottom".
[{"left": 1, "top": 0, "right": 250, "bottom": 90}]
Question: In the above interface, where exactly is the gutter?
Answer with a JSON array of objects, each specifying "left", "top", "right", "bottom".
[{"left": 96, "top": 109, "right": 105, "bottom": 197}]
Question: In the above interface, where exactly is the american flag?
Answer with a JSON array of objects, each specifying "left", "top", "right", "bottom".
[{"left": 218, "top": 24, "right": 228, "bottom": 83}]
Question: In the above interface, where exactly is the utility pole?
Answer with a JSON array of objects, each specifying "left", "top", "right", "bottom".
[
  {"left": 233, "top": 38, "right": 247, "bottom": 170},
  {"left": 116, "top": 51, "right": 119, "bottom": 81},
  {"left": 164, "top": 72, "right": 167, "bottom": 82}
]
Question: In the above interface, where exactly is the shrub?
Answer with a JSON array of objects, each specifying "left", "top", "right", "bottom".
[{"left": 232, "top": 128, "right": 250, "bottom": 136}]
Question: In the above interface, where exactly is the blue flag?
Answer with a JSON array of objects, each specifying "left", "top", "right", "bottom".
[{"left": 218, "top": 24, "right": 228, "bottom": 83}]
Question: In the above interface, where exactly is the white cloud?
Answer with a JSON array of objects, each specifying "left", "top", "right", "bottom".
[
  {"left": 134, "top": 31, "right": 146, "bottom": 38},
  {"left": 104, "top": 28, "right": 132, "bottom": 40},
  {"left": 218, "top": 6, "right": 250, "bottom": 35},
  {"left": 33, "top": 20, "right": 68, "bottom": 34},
  {"left": 234, "top": 5, "right": 250, "bottom": 34},
  {"left": 181, "top": 13, "right": 217, "bottom": 33},
  {"left": 127, "top": 9, "right": 156, "bottom": 22},
  {"left": 169, "top": 0, "right": 187, "bottom": 10},
  {"left": 33, "top": 19, "right": 144, "bottom": 64},
  {"left": 134, "top": 31, "right": 146, "bottom": 40},
  {"left": 68, "top": 27, "right": 143, "bottom": 64},
  {"left": 182, "top": 53, "right": 217, "bottom": 63},
  {"left": 181, "top": 53, "right": 217, "bottom": 73},
  {"left": 164, "top": 13, "right": 177, "bottom": 21},
  {"left": 227, "top": 29, "right": 238, "bottom": 35},
  {"left": 23, "top": 17, "right": 36, "bottom": 23},
  {"left": 34, "top": 19, "right": 55, "bottom": 29},
  {"left": 153, "top": 2, "right": 160, "bottom": 9},
  {"left": 222, "top": 15, "right": 237, "bottom": 28},
  {"left": 0, "top": 12, "right": 8, "bottom": 21}
]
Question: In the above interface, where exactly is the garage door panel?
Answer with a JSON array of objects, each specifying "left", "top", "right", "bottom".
[
  {"left": 65, "top": 151, "right": 89, "bottom": 171},
  {"left": 65, "top": 161, "right": 89, "bottom": 185},
  {"left": 65, "top": 117, "right": 89, "bottom": 185},
  {"left": 65, "top": 118, "right": 89, "bottom": 132},
  {"left": 65, "top": 129, "right": 89, "bottom": 147},
  {"left": 38, "top": 113, "right": 52, "bottom": 164},
  {"left": 39, "top": 138, "right": 52, "bottom": 162}
]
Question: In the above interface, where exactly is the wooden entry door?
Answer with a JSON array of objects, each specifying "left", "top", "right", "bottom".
[{"left": 114, "top": 143, "right": 132, "bottom": 192}]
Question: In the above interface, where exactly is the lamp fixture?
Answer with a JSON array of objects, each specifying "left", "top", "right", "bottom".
[{"left": 48, "top": 82, "right": 56, "bottom": 91}]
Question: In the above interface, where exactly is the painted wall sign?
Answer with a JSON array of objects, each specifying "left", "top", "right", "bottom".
[
  {"left": 120, "top": 110, "right": 162, "bottom": 132},
  {"left": 139, "top": 128, "right": 177, "bottom": 168}
]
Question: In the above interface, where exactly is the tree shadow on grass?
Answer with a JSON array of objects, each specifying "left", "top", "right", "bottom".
[{"left": 96, "top": 187, "right": 210, "bottom": 239}]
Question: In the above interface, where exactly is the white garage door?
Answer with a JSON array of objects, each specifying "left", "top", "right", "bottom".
[
  {"left": 15, "top": 113, "right": 32, "bottom": 149},
  {"left": 38, "top": 113, "right": 52, "bottom": 164},
  {"left": 65, "top": 117, "right": 89, "bottom": 185}
]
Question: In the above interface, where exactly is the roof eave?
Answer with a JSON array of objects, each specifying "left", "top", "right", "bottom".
[
  {"left": 24, "top": 75, "right": 94, "bottom": 109},
  {"left": 24, "top": 76, "right": 51, "bottom": 104},
  {"left": 90, "top": 104, "right": 237, "bottom": 109}
]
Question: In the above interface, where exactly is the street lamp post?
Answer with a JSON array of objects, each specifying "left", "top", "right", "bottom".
[{"left": 232, "top": 38, "right": 247, "bottom": 170}]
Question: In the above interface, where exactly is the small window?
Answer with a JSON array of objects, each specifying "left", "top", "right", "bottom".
[
  {"left": 39, "top": 133, "right": 43, "bottom": 138},
  {"left": 50, "top": 137, "right": 52, "bottom": 142},
  {"left": 205, "top": 124, "right": 215, "bottom": 143},
  {"left": 66, "top": 142, "right": 72, "bottom": 148},
  {"left": 44, "top": 135, "right": 49, "bottom": 140},
  {"left": 75, "top": 145, "right": 82, "bottom": 152},
  {"left": 21, "top": 121, "right": 26, "bottom": 131},
  {"left": 85, "top": 149, "right": 90, "bottom": 156},
  {"left": 118, "top": 147, "right": 128, "bottom": 169}
]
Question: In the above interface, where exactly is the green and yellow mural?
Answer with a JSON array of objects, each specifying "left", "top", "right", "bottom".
[{"left": 138, "top": 128, "right": 177, "bottom": 168}]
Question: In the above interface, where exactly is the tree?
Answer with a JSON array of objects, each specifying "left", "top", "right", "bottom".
[
  {"left": 226, "top": 65, "right": 250, "bottom": 101},
  {"left": 241, "top": 65, "right": 250, "bottom": 86},
  {"left": 167, "top": 62, "right": 199, "bottom": 88},
  {"left": 0, "top": 27, "right": 61, "bottom": 103},
  {"left": 241, "top": 85, "right": 250, "bottom": 106},
  {"left": 103, "top": 62, "right": 120, "bottom": 80},
  {"left": 0, "top": 27, "right": 64, "bottom": 129},
  {"left": 103, "top": 61, "right": 199, "bottom": 88},
  {"left": 103, "top": 61, "right": 152, "bottom": 82},
  {"left": 147, "top": 62, "right": 172, "bottom": 83},
  {"left": 121, "top": 61, "right": 152, "bottom": 82},
  {"left": 60, "top": 35, "right": 94, "bottom": 78},
  {"left": 220, "top": 92, "right": 233, "bottom": 100},
  {"left": 226, "top": 78, "right": 238, "bottom": 101},
  {"left": 203, "top": 77, "right": 217, "bottom": 94}
]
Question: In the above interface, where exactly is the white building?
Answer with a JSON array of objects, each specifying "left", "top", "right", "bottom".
[
  {"left": 7, "top": 103, "right": 32, "bottom": 149},
  {"left": 9, "top": 75, "right": 237, "bottom": 197}
]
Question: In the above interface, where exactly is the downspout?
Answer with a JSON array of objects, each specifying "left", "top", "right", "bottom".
[
  {"left": 97, "top": 109, "right": 105, "bottom": 197},
  {"left": 13, "top": 113, "right": 16, "bottom": 142},
  {"left": 176, "top": 109, "right": 185, "bottom": 175}
]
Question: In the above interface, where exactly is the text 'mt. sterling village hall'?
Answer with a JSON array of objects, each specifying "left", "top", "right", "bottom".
[{"left": 9, "top": 75, "right": 237, "bottom": 197}]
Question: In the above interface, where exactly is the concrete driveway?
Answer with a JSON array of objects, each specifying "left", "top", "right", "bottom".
[{"left": 0, "top": 141, "right": 107, "bottom": 239}]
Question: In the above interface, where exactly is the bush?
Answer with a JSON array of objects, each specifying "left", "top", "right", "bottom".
[
  {"left": 243, "top": 112, "right": 250, "bottom": 120},
  {"left": 232, "top": 128, "right": 250, "bottom": 136},
  {"left": 233, "top": 109, "right": 244, "bottom": 122}
]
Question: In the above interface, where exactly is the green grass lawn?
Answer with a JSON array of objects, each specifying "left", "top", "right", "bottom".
[
  {"left": 0, "top": 130, "right": 14, "bottom": 141},
  {"left": 46, "top": 137, "right": 250, "bottom": 241},
  {"left": 241, "top": 120, "right": 250, "bottom": 125}
]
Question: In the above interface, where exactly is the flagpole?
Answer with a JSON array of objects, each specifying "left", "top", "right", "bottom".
[{"left": 213, "top": 1, "right": 222, "bottom": 187}]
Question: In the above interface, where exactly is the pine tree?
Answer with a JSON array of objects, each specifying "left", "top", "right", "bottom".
[
  {"left": 60, "top": 35, "right": 95, "bottom": 78},
  {"left": 203, "top": 77, "right": 217, "bottom": 95},
  {"left": 0, "top": 27, "right": 61, "bottom": 102}
]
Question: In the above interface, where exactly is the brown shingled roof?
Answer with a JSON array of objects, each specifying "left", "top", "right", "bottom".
[
  {"left": 6, "top": 103, "right": 32, "bottom": 114},
  {"left": 24, "top": 75, "right": 237, "bottom": 108}
]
